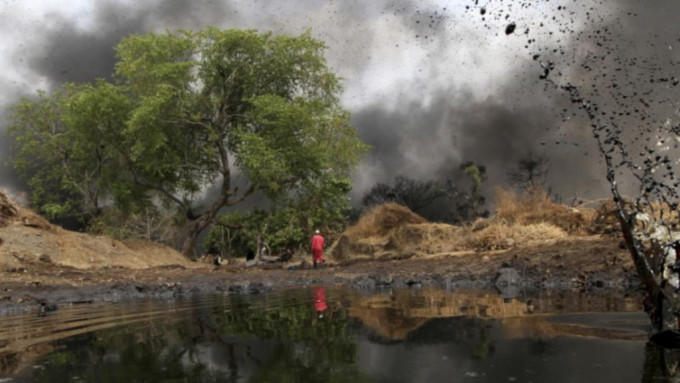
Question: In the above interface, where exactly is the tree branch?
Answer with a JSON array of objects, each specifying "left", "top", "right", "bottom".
[{"left": 226, "top": 184, "right": 256, "bottom": 206}]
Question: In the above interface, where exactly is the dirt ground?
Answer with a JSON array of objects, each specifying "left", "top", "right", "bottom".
[{"left": 0, "top": 191, "right": 640, "bottom": 315}]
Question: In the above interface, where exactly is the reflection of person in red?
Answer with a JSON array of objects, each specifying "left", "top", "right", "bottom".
[
  {"left": 310, "top": 229, "right": 325, "bottom": 269},
  {"left": 314, "top": 286, "right": 327, "bottom": 318}
]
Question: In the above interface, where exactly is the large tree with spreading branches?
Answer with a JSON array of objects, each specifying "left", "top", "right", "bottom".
[{"left": 8, "top": 27, "right": 367, "bottom": 257}]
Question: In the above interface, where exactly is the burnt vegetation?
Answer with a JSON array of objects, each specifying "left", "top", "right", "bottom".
[{"left": 360, "top": 161, "right": 491, "bottom": 225}]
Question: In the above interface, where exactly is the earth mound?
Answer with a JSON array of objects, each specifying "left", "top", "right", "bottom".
[{"left": 0, "top": 190, "right": 201, "bottom": 271}]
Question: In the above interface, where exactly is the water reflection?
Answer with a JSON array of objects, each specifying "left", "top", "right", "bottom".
[
  {"left": 314, "top": 286, "right": 328, "bottom": 318},
  {"left": 0, "top": 287, "right": 674, "bottom": 382}
]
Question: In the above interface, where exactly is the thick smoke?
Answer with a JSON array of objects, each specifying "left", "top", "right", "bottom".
[
  {"left": 350, "top": 69, "right": 609, "bottom": 203},
  {"left": 0, "top": 0, "right": 234, "bottom": 191},
  {"left": 489, "top": 0, "right": 680, "bottom": 199},
  {"left": 23, "top": 1, "right": 240, "bottom": 84},
  {"left": 1, "top": 0, "right": 673, "bottom": 207},
  {"left": 351, "top": 0, "right": 680, "bottom": 204}
]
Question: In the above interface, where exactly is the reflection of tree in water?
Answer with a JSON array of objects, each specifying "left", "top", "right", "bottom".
[
  {"left": 642, "top": 342, "right": 680, "bottom": 381},
  {"left": 25, "top": 295, "right": 371, "bottom": 382},
  {"left": 30, "top": 320, "right": 206, "bottom": 382},
  {"left": 471, "top": 323, "right": 495, "bottom": 360},
  {"left": 212, "top": 295, "right": 371, "bottom": 382}
]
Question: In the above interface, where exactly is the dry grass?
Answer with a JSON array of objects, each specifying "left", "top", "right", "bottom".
[
  {"left": 331, "top": 204, "right": 428, "bottom": 260},
  {"left": 387, "top": 220, "right": 567, "bottom": 253},
  {"left": 494, "top": 187, "right": 597, "bottom": 235},
  {"left": 388, "top": 223, "right": 461, "bottom": 253},
  {"left": 0, "top": 191, "right": 19, "bottom": 227},
  {"left": 345, "top": 203, "right": 427, "bottom": 238},
  {"left": 463, "top": 221, "right": 567, "bottom": 250},
  {"left": 332, "top": 188, "right": 603, "bottom": 260},
  {"left": 0, "top": 190, "right": 53, "bottom": 232}
]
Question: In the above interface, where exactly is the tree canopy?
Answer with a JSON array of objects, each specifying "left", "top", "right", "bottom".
[{"left": 8, "top": 27, "right": 367, "bottom": 257}]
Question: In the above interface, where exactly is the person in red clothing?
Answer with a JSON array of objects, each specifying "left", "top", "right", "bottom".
[{"left": 310, "top": 229, "right": 325, "bottom": 268}]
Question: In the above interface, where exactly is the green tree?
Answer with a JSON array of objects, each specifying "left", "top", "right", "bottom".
[
  {"left": 205, "top": 175, "right": 352, "bottom": 258},
  {"left": 8, "top": 28, "right": 367, "bottom": 257},
  {"left": 458, "top": 161, "right": 488, "bottom": 221},
  {"left": 9, "top": 80, "right": 141, "bottom": 222}
]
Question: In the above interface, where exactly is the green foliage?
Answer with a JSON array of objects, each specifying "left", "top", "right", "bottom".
[
  {"left": 7, "top": 27, "right": 367, "bottom": 254},
  {"left": 205, "top": 210, "right": 263, "bottom": 257},
  {"left": 459, "top": 161, "right": 489, "bottom": 220},
  {"left": 28, "top": 291, "right": 371, "bottom": 382},
  {"left": 205, "top": 175, "right": 352, "bottom": 257},
  {"left": 8, "top": 87, "right": 87, "bottom": 218},
  {"left": 211, "top": 294, "right": 371, "bottom": 383}
]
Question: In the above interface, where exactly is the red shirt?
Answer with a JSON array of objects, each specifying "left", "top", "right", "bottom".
[{"left": 311, "top": 234, "right": 325, "bottom": 251}]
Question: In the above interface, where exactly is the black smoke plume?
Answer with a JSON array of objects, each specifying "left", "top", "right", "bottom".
[{"left": 2, "top": 0, "right": 674, "bottom": 208}]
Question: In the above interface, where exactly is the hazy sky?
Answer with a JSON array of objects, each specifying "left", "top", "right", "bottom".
[{"left": 0, "top": 0, "right": 676, "bottom": 204}]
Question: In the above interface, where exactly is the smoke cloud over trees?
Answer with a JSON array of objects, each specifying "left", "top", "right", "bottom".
[{"left": 1, "top": 0, "right": 676, "bottom": 206}]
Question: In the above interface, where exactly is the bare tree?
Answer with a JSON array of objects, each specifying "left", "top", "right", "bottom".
[{"left": 507, "top": 153, "right": 551, "bottom": 191}]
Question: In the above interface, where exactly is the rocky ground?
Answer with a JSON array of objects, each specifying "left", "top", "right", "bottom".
[{"left": 0, "top": 190, "right": 641, "bottom": 316}]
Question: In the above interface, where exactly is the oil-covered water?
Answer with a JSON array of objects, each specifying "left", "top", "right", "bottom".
[{"left": 0, "top": 287, "right": 675, "bottom": 382}]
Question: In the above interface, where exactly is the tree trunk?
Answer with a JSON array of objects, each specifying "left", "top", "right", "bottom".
[
  {"left": 178, "top": 141, "right": 254, "bottom": 258},
  {"left": 181, "top": 214, "right": 213, "bottom": 259},
  {"left": 618, "top": 210, "right": 680, "bottom": 331},
  {"left": 180, "top": 191, "right": 230, "bottom": 258},
  {"left": 255, "top": 234, "right": 262, "bottom": 262}
]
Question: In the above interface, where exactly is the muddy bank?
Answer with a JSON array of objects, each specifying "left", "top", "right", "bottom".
[{"left": 0, "top": 235, "right": 640, "bottom": 316}]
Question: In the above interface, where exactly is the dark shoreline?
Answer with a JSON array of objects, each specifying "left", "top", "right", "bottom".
[{"left": 0, "top": 266, "right": 642, "bottom": 317}]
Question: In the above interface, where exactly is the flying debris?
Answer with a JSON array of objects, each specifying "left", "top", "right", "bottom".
[{"left": 505, "top": 22, "right": 516, "bottom": 35}]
